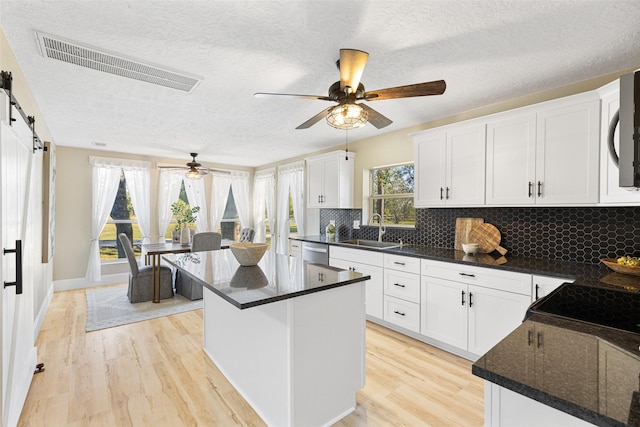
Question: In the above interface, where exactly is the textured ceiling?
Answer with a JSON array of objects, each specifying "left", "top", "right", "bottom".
[{"left": 2, "top": 1, "right": 640, "bottom": 167}]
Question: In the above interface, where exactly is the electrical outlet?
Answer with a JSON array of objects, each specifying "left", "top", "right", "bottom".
[
  {"left": 329, "top": 220, "right": 336, "bottom": 226},
  {"left": 353, "top": 220, "right": 360, "bottom": 229}
]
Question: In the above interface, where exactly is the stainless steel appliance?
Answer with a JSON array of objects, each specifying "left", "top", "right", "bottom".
[
  {"left": 608, "top": 70, "right": 640, "bottom": 188},
  {"left": 302, "top": 241, "right": 329, "bottom": 265}
]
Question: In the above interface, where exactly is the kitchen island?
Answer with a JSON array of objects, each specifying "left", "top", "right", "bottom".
[{"left": 164, "top": 249, "right": 370, "bottom": 427}]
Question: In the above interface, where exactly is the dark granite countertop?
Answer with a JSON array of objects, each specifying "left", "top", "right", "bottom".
[
  {"left": 163, "top": 249, "right": 369, "bottom": 309},
  {"left": 473, "top": 312, "right": 640, "bottom": 426},
  {"left": 292, "top": 235, "right": 640, "bottom": 291}
]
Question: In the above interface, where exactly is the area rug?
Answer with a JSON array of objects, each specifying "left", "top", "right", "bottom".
[{"left": 85, "top": 284, "right": 202, "bottom": 332}]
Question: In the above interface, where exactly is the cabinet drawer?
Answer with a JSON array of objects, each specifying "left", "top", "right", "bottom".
[
  {"left": 330, "top": 246, "right": 384, "bottom": 266},
  {"left": 384, "top": 270, "right": 420, "bottom": 303},
  {"left": 384, "top": 296, "right": 420, "bottom": 333},
  {"left": 422, "top": 259, "right": 532, "bottom": 296},
  {"left": 290, "top": 240, "right": 302, "bottom": 257},
  {"left": 384, "top": 253, "right": 421, "bottom": 274}
]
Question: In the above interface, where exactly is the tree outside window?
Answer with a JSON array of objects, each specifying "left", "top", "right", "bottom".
[
  {"left": 99, "top": 171, "right": 141, "bottom": 260},
  {"left": 370, "top": 163, "right": 415, "bottom": 226}
]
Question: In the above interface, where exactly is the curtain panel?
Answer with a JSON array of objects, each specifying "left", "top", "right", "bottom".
[
  {"left": 253, "top": 169, "right": 275, "bottom": 245},
  {"left": 275, "top": 161, "right": 305, "bottom": 255}
]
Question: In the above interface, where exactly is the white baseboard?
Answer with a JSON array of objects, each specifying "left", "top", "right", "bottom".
[
  {"left": 34, "top": 283, "right": 54, "bottom": 342},
  {"left": 54, "top": 273, "right": 129, "bottom": 292}
]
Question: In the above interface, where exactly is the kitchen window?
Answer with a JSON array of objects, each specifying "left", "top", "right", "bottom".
[{"left": 369, "top": 163, "right": 415, "bottom": 227}]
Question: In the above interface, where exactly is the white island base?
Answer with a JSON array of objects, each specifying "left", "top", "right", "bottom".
[{"left": 203, "top": 282, "right": 366, "bottom": 427}]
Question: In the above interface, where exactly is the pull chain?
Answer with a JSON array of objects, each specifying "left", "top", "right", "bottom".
[{"left": 345, "top": 128, "right": 349, "bottom": 160}]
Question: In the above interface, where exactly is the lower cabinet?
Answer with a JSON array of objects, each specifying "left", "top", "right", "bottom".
[
  {"left": 383, "top": 254, "right": 421, "bottom": 332},
  {"left": 330, "top": 247, "right": 384, "bottom": 319},
  {"left": 421, "top": 259, "right": 532, "bottom": 358},
  {"left": 532, "top": 274, "right": 570, "bottom": 302}
]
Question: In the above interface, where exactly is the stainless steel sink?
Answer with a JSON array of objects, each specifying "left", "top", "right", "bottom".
[{"left": 339, "top": 239, "right": 401, "bottom": 250}]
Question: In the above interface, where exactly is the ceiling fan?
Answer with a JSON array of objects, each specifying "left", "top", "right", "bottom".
[
  {"left": 158, "top": 153, "right": 229, "bottom": 179},
  {"left": 254, "top": 49, "right": 446, "bottom": 130}
]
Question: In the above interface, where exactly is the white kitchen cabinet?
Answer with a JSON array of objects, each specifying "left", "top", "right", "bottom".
[
  {"left": 534, "top": 96, "right": 600, "bottom": 205},
  {"left": 413, "top": 123, "right": 486, "bottom": 207},
  {"left": 306, "top": 150, "right": 355, "bottom": 208},
  {"left": 532, "top": 274, "right": 571, "bottom": 302},
  {"left": 598, "top": 80, "right": 640, "bottom": 204},
  {"left": 421, "top": 259, "right": 532, "bottom": 358},
  {"left": 330, "top": 246, "right": 384, "bottom": 319},
  {"left": 383, "top": 254, "right": 421, "bottom": 332},
  {"left": 289, "top": 240, "right": 302, "bottom": 258},
  {"left": 485, "top": 112, "right": 537, "bottom": 205},
  {"left": 486, "top": 94, "right": 600, "bottom": 206}
]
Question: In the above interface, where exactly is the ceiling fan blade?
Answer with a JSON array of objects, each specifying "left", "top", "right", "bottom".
[
  {"left": 201, "top": 167, "right": 230, "bottom": 175},
  {"left": 254, "top": 92, "right": 332, "bottom": 101},
  {"left": 296, "top": 106, "right": 334, "bottom": 129},
  {"left": 360, "top": 104, "right": 393, "bottom": 129},
  {"left": 158, "top": 165, "right": 186, "bottom": 169},
  {"left": 339, "top": 49, "right": 368, "bottom": 94},
  {"left": 364, "top": 80, "right": 446, "bottom": 101}
]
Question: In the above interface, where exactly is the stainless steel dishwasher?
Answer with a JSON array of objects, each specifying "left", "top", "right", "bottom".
[{"left": 301, "top": 241, "right": 329, "bottom": 264}]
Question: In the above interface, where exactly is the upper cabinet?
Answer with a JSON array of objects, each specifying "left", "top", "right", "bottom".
[
  {"left": 598, "top": 80, "right": 640, "bottom": 204},
  {"left": 486, "top": 94, "right": 600, "bottom": 205},
  {"left": 415, "top": 91, "right": 601, "bottom": 208},
  {"left": 414, "top": 123, "right": 486, "bottom": 207},
  {"left": 306, "top": 150, "right": 355, "bottom": 208},
  {"left": 534, "top": 96, "right": 600, "bottom": 205}
]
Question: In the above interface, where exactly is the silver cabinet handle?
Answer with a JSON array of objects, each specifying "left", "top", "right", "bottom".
[{"left": 3, "top": 240, "right": 22, "bottom": 294}]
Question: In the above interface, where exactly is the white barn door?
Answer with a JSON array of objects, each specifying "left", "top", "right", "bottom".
[{"left": 0, "top": 94, "right": 37, "bottom": 427}]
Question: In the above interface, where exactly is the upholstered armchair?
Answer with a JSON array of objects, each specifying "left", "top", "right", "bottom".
[
  {"left": 119, "top": 233, "right": 174, "bottom": 303},
  {"left": 175, "top": 232, "right": 222, "bottom": 300},
  {"left": 239, "top": 228, "right": 255, "bottom": 243}
]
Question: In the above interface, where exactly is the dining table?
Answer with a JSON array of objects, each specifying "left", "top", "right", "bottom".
[{"left": 142, "top": 239, "right": 234, "bottom": 303}]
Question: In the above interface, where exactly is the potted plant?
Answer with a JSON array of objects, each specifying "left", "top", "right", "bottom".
[
  {"left": 171, "top": 200, "right": 200, "bottom": 244},
  {"left": 325, "top": 223, "right": 336, "bottom": 240}
]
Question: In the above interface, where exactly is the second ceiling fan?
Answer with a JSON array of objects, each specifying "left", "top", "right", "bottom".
[{"left": 254, "top": 49, "right": 446, "bottom": 130}]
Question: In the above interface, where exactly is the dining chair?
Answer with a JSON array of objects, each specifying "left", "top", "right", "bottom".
[
  {"left": 239, "top": 228, "right": 255, "bottom": 243},
  {"left": 175, "top": 232, "right": 222, "bottom": 300},
  {"left": 119, "top": 233, "right": 174, "bottom": 303}
]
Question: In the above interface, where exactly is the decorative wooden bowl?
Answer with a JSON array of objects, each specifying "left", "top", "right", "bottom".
[
  {"left": 230, "top": 243, "right": 268, "bottom": 266},
  {"left": 601, "top": 258, "right": 640, "bottom": 277}
]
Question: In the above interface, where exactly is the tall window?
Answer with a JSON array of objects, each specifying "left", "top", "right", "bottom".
[
  {"left": 369, "top": 163, "right": 415, "bottom": 227},
  {"left": 99, "top": 171, "right": 141, "bottom": 260},
  {"left": 288, "top": 193, "right": 298, "bottom": 239},
  {"left": 163, "top": 180, "right": 196, "bottom": 242},
  {"left": 219, "top": 187, "right": 240, "bottom": 241}
]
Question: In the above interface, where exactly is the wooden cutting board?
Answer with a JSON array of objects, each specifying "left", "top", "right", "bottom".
[
  {"left": 454, "top": 218, "right": 484, "bottom": 251},
  {"left": 468, "top": 223, "right": 508, "bottom": 255}
]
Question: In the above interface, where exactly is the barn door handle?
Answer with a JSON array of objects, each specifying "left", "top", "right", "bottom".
[{"left": 3, "top": 240, "right": 23, "bottom": 294}]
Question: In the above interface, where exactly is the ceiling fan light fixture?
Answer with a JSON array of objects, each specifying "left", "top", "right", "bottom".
[
  {"left": 185, "top": 168, "right": 202, "bottom": 180},
  {"left": 326, "top": 103, "right": 368, "bottom": 130}
]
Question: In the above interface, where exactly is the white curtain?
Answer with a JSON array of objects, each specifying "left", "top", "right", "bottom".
[
  {"left": 230, "top": 172, "right": 251, "bottom": 228},
  {"left": 85, "top": 165, "right": 123, "bottom": 282},
  {"left": 157, "top": 171, "right": 183, "bottom": 242},
  {"left": 210, "top": 172, "right": 232, "bottom": 233},
  {"left": 122, "top": 167, "right": 151, "bottom": 245},
  {"left": 184, "top": 178, "right": 209, "bottom": 232},
  {"left": 276, "top": 161, "right": 305, "bottom": 255},
  {"left": 253, "top": 169, "right": 275, "bottom": 245}
]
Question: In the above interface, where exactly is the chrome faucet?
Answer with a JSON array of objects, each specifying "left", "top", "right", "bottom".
[{"left": 370, "top": 213, "right": 386, "bottom": 242}]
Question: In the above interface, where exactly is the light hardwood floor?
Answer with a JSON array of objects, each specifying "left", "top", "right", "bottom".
[{"left": 19, "top": 287, "right": 484, "bottom": 426}]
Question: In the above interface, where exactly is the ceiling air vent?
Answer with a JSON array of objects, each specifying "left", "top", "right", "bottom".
[{"left": 35, "top": 31, "right": 201, "bottom": 93}]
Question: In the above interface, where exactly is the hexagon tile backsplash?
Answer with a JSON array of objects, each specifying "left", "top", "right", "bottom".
[{"left": 319, "top": 207, "right": 640, "bottom": 265}]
